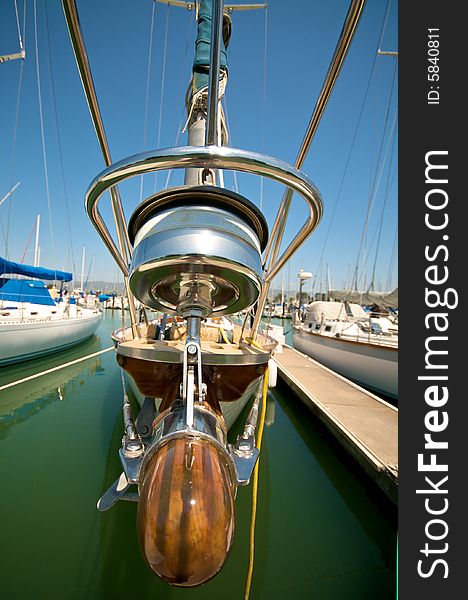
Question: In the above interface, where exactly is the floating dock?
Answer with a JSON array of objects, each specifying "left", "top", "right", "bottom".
[{"left": 274, "top": 345, "right": 398, "bottom": 503}]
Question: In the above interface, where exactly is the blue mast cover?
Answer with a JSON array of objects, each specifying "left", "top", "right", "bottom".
[
  {"left": 0, "top": 256, "right": 72, "bottom": 282},
  {"left": 193, "top": 0, "right": 228, "bottom": 93}
]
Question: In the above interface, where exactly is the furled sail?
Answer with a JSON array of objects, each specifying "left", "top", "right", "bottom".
[{"left": 0, "top": 256, "right": 72, "bottom": 282}]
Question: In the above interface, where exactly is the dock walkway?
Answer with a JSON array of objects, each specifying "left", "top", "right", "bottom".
[{"left": 273, "top": 344, "right": 398, "bottom": 503}]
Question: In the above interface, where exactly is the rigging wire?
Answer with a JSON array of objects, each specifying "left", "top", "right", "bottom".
[
  {"left": 221, "top": 97, "right": 239, "bottom": 193},
  {"left": 163, "top": 115, "right": 185, "bottom": 189},
  {"left": 350, "top": 59, "right": 397, "bottom": 294},
  {"left": 84, "top": 254, "right": 95, "bottom": 290},
  {"left": 365, "top": 158, "right": 397, "bottom": 277},
  {"left": 13, "top": 0, "right": 25, "bottom": 52},
  {"left": 360, "top": 56, "right": 397, "bottom": 267},
  {"left": 33, "top": 0, "right": 56, "bottom": 267},
  {"left": 139, "top": 0, "right": 157, "bottom": 204},
  {"left": 19, "top": 216, "right": 37, "bottom": 264},
  {"left": 3, "top": 64, "right": 25, "bottom": 257},
  {"left": 355, "top": 111, "right": 397, "bottom": 291},
  {"left": 153, "top": 2, "right": 171, "bottom": 192},
  {"left": 366, "top": 155, "right": 397, "bottom": 255},
  {"left": 259, "top": 2, "right": 268, "bottom": 211},
  {"left": 311, "top": 0, "right": 393, "bottom": 293},
  {"left": 368, "top": 116, "right": 398, "bottom": 290},
  {"left": 2, "top": 0, "right": 27, "bottom": 257},
  {"left": 43, "top": 0, "right": 77, "bottom": 280},
  {"left": 365, "top": 0, "right": 392, "bottom": 221}
]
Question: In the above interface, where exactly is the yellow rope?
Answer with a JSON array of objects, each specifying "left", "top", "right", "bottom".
[
  {"left": 244, "top": 365, "right": 269, "bottom": 600},
  {"left": 219, "top": 326, "right": 231, "bottom": 344},
  {"left": 244, "top": 336, "right": 263, "bottom": 350}
]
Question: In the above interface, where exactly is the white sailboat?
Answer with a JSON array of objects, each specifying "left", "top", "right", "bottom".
[
  {"left": 0, "top": 256, "right": 102, "bottom": 366},
  {"left": 292, "top": 298, "right": 398, "bottom": 399},
  {"left": 0, "top": 5, "right": 102, "bottom": 366}
]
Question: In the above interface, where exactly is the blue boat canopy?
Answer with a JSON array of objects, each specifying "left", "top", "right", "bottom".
[
  {"left": 0, "top": 278, "right": 56, "bottom": 306},
  {"left": 0, "top": 256, "right": 72, "bottom": 282}
]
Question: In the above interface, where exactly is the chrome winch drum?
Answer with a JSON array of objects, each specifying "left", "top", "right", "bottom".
[{"left": 127, "top": 185, "right": 268, "bottom": 316}]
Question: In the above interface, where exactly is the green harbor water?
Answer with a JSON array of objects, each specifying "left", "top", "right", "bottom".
[{"left": 0, "top": 312, "right": 396, "bottom": 599}]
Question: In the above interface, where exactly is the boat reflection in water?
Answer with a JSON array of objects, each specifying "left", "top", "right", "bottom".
[{"left": 0, "top": 336, "right": 104, "bottom": 440}]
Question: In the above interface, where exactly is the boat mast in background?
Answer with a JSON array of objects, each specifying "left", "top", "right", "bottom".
[
  {"left": 33, "top": 214, "right": 40, "bottom": 267},
  {"left": 0, "top": 182, "right": 21, "bottom": 209},
  {"left": 0, "top": 0, "right": 26, "bottom": 64},
  {"left": 80, "top": 245, "right": 86, "bottom": 291}
]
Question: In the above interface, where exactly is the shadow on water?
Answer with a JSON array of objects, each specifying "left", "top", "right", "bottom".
[{"left": 273, "top": 379, "right": 397, "bottom": 565}]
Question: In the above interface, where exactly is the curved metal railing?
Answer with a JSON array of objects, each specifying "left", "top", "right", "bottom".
[{"left": 84, "top": 145, "right": 323, "bottom": 282}]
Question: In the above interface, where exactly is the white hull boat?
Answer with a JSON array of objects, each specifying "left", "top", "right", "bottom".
[
  {"left": 0, "top": 309, "right": 102, "bottom": 366},
  {"left": 1, "top": 258, "right": 102, "bottom": 367},
  {"left": 292, "top": 301, "right": 398, "bottom": 399}
]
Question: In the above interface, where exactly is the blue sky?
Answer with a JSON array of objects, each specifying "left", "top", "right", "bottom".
[{"left": 0, "top": 0, "right": 397, "bottom": 295}]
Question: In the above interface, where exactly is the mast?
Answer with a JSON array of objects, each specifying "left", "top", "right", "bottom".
[
  {"left": 184, "top": 0, "right": 228, "bottom": 186},
  {"left": 80, "top": 245, "right": 86, "bottom": 291},
  {"left": 0, "top": 182, "right": 21, "bottom": 208},
  {"left": 34, "top": 214, "right": 41, "bottom": 267},
  {"left": 171, "top": 0, "right": 265, "bottom": 185}
]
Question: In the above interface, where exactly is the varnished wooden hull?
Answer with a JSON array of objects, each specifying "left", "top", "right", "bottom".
[{"left": 125, "top": 368, "right": 260, "bottom": 430}]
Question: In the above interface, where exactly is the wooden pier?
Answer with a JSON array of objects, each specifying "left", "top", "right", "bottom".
[{"left": 273, "top": 345, "right": 398, "bottom": 504}]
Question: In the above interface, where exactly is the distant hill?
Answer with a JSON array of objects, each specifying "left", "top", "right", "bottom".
[{"left": 81, "top": 281, "right": 126, "bottom": 293}]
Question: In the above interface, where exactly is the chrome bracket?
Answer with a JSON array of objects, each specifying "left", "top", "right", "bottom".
[
  {"left": 182, "top": 313, "right": 205, "bottom": 428},
  {"left": 96, "top": 472, "right": 139, "bottom": 511},
  {"left": 229, "top": 434, "right": 259, "bottom": 486},
  {"left": 96, "top": 434, "right": 145, "bottom": 511},
  {"left": 119, "top": 445, "right": 144, "bottom": 484}
]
